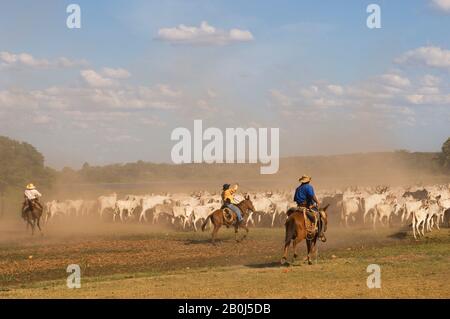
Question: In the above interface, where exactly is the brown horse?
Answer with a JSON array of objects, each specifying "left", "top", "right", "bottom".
[
  {"left": 201, "top": 195, "right": 256, "bottom": 243},
  {"left": 281, "top": 205, "right": 329, "bottom": 265},
  {"left": 23, "top": 201, "right": 43, "bottom": 235}
]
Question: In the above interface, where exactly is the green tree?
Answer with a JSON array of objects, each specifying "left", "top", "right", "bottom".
[
  {"left": 0, "top": 136, "right": 54, "bottom": 216},
  {"left": 441, "top": 137, "right": 450, "bottom": 169}
]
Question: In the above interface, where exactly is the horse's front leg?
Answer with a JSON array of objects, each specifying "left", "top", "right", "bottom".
[
  {"left": 239, "top": 223, "right": 249, "bottom": 241},
  {"left": 234, "top": 225, "right": 239, "bottom": 242},
  {"left": 281, "top": 241, "right": 290, "bottom": 265}
]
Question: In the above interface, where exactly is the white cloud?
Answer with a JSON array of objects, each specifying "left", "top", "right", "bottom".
[
  {"left": 418, "top": 86, "right": 440, "bottom": 94},
  {"left": 0, "top": 83, "right": 183, "bottom": 113},
  {"left": 381, "top": 73, "right": 411, "bottom": 88},
  {"left": 105, "top": 135, "right": 142, "bottom": 143},
  {"left": 101, "top": 67, "right": 131, "bottom": 79},
  {"left": 229, "top": 29, "right": 254, "bottom": 42},
  {"left": 196, "top": 99, "right": 218, "bottom": 113},
  {"left": 270, "top": 67, "right": 450, "bottom": 127},
  {"left": 270, "top": 89, "right": 292, "bottom": 107},
  {"left": 207, "top": 88, "right": 217, "bottom": 98},
  {"left": 0, "top": 51, "right": 87, "bottom": 69},
  {"left": 406, "top": 93, "right": 450, "bottom": 105},
  {"left": 140, "top": 116, "right": 166, "bottom": 127},
  {"left": 33, "top": 115, "right": 52, "bottom": 124},
  {"left": 405, "top": 94, "right": 425, "bottom": 104},
  {"left": 327, "top": 84, "right": 344, "bottom": 95},
  {"left": 299, "top": 85, "right": 320, "bottom": 98},
  {"left": 431, "top": 0, "right": 450, "bottom": 13},
  {"left": 422, "top": 74, "right": 440, "bottom": 86},
  {"left": 157, "top": 21, "right": 254, "bottom": 45},
  {"left": 396, "top": 46, "right": 450, "bottom": 69},
  {"left": 0, "top": 51, "right": 49, "bottom": 68},
  {"left": 156, "top": 84, "right": 181, "bottom": 97},
  {"left": 81, "top": 69, "right": 117, "bottom": 88}
]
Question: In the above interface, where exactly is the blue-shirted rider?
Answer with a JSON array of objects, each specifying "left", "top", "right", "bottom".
[{"left": 294, "top": 175, "right": 326, "bottom": 242}]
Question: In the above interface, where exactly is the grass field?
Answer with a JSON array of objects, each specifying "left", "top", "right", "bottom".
[{"left": 0, "top": 221, "right": 448, "bottom": 298}]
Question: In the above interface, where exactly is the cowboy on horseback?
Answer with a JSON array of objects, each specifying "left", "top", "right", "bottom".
[
  {"left": 22, "top": 183, "right": 43, "bottom": 219},
  {"left": 294, "top": 175, "right": 326, "bottom": 242},
  {"left": 221, "top": 183, "right": 244, "bottom": 224}
]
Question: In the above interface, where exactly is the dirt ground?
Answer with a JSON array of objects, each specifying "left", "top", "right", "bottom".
[{"left": 0, "top": 219, "right": 448, "bottom": 298}]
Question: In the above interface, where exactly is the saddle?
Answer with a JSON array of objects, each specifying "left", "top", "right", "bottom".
[
  {"left": 222, "top": 207, "right": 235, "bottom": 226},
  {"left": 292, "top": 205, "right": 320, "bottom": 240},
  {"left": 302, "top": 207, "right": 319, "bottom": 239},
  {"left": 23, "top": 199, "right": 42, "bottom": 214}
]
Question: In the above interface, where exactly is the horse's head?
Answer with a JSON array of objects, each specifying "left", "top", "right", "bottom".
[
  {"left": 239, "top": 195, "right": 256, "bottom": 215},
  {"left": 318, "top": 204, "right": 330, "bottom": 230}
]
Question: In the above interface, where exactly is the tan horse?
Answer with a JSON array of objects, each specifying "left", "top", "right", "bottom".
[
  {"left": 23, "top": 201, "right": 43, "bottom": 235},
  {"left": 281, "top": 205, "right": 329, "bottom": 265},
  {"left": 201, "top": 195, "right": 256, "bottom": 243}
]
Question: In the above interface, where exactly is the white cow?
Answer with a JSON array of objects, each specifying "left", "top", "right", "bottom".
[
  {"left": 374, "top": 202, "right": 396, "bottom": 228},
  {"left": 191, "top": 204, "right": 219, "bottom": 231},
  {"left": 80, "top": 200, "right": 97, "bottom": 217},
  {"left": 114, "top": 199, "right": 140, "bottom": 222},
  {"left": 341, "top": 197, "right": 361, "bottom": 227},
  {"left": 402, "top": 199, "right": 422, "bottom": 224},
  {"left": 46, "top": 200, "right": 70, "bottom": 222},
  {"left": 66, "top": 200, "right": 84, "bottom": 217},
  {"left": 412, "top": 203, "right": 428, "bottom": 239},
  {"left": 270, "top": 199, "right": 291, "bottom": 227},
  {"left": 98, "top": 193, "right": 117, "bottom": 218},
  {"left": 251, "top": 196, "right": 274, "bottom": 226},
  {"left": 425, "top": 201, "right": 444, "bottom": 231},
  {"left": 170, "top": 206, "right": 190, "bottom": 229},
  {"left": 139, "top": 195, "right": 171, "bottom": 223},
  {"left": 363, "top": 193, "right": 387, "bottom": 224}
]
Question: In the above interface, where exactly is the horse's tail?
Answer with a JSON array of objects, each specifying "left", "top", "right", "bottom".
[{"left": 201, "top": 213, "right": 213, "bottom": 232}]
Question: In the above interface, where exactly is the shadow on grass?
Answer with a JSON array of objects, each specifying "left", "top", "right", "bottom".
[
  {"left": 183, "top": 238, "right": 225, "bottom": 245},
  {"left": 244, "top": 261, "right": 284, "bottom": 268},
  {"left": 388, "top": 231, "right": 409, "bottom": 240}
]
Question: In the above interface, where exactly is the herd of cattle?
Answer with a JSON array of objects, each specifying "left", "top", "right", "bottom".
[{"left": 43, "top": 184, "right": 450, "bottom": 239}]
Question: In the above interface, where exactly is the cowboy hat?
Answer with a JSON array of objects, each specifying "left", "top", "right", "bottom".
[
  {"left": 26, "top": 183, "right": 36, "bottom": 190},
  {"left": 298, "top": 175, "right": 311, "bottom": 183}
]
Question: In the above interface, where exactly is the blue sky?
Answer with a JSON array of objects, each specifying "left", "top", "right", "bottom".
[{"left": 0, "top": 0, "right": 449, "bottom": 168}]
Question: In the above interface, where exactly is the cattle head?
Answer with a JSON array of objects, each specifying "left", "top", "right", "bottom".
[
  {"left": 319, "top": 204, "right": 330, "bottom": 231},
  {"left": 319, "top": 203, "right": 330, "bottom": 213}
]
